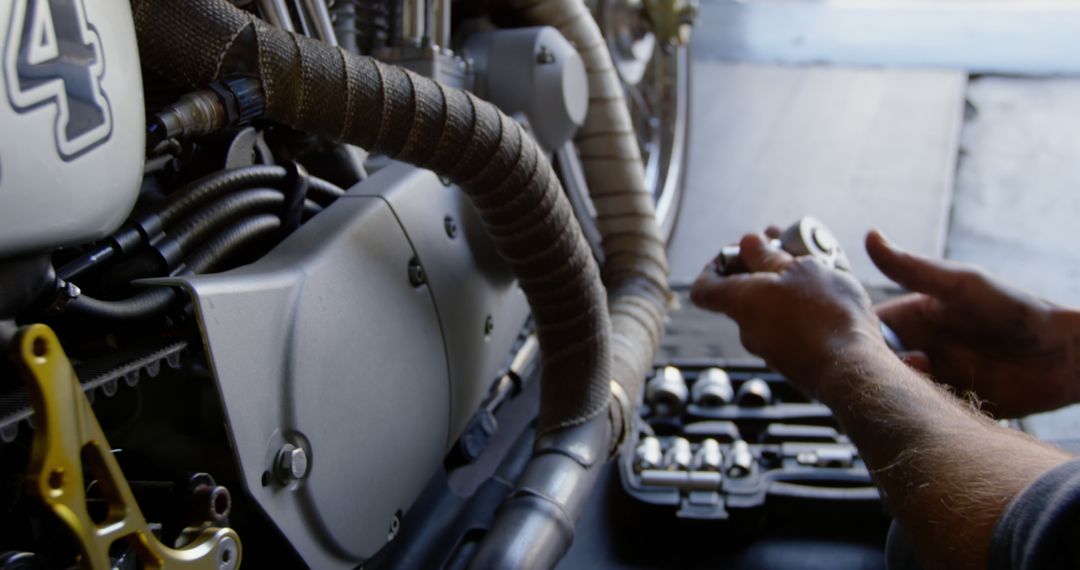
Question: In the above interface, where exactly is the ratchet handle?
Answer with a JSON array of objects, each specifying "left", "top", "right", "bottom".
[{"left": 713, "top": 217, "right": 851, "bottom": 276}]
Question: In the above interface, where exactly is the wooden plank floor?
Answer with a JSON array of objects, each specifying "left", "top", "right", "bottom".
[{"left": 668, "top": 61, "right": 967, "bottom": 288}]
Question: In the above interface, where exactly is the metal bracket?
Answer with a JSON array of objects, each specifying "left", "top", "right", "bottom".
[{"left": 11, "top": 324, "right": 241, "bottom": 569}]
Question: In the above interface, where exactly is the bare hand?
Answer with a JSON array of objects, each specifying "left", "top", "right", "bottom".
[
  {"left": 691, "top": 232, "right": 888, "bottom": 401},
  {"left": 868, "top": 230, "right": 1080, "bottom": 417}
]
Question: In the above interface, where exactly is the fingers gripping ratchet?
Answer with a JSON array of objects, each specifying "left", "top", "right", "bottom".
[{"left": 713, "top": 217, "right": 904, "bottom": 352}]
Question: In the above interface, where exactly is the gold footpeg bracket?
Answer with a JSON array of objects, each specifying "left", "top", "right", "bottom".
[{"left": 11, "top": 324, "right": 241, "bottom": 569}]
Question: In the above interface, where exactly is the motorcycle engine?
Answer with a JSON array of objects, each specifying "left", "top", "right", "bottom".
[{"left": 0, "top": 0, "right": 599, "bottom": 567}]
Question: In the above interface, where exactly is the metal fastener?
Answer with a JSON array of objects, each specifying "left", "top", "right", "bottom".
[
  {"left": 189, "top": 473, "right": 232, "bottom": 526},
  {"left": 387, "top": 512, "right": 402, "bottom": 542},
  {"left": 276, "top": 443, "right": 308, "bottom": 483},
  {"left": 537, "top": 45, "right": 556, "bottom": 64},
  {"left": 483, "top": 315, "right": 494, "bottom": 336},
  {"left": 408, "top": 258, "right": 426, "bottom": 287},
  {"left": 444, "top": 216, "right": 458, "bottom": 239}
]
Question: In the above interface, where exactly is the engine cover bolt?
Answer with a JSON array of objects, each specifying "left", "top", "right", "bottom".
[
  {"left": 536, "top": 45, "right": 556, "bottom": 64},
  {"left": 444, "top": 216, "right": 458, "bottom": 239},
  {"left": 408, "top": 258, "right": 426, "bottom": 287},
  {"left": 276, "top": 443, "right": 308, "bottom": 483},
  {"left": 387, "top": 510, "right": 402, "bottom": 542}
]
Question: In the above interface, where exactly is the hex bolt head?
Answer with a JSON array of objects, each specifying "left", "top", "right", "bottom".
[
  {"left": 444, "top": 216, "right": 458, "bottom": 239},
  {"left": 408, "top": 258, "right": 426, "bottom": 287},
  {"left": 276, "top": 443, "right": 308, "bottom": 483}
]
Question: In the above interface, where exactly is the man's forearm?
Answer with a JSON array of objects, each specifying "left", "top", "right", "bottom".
[{"left": 819, "top": 341, "right": 1073, "bottom": 569}]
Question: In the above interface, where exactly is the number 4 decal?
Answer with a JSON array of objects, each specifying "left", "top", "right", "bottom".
[{"left": 4, "top": 0, "right": 112, "bottom": 160}]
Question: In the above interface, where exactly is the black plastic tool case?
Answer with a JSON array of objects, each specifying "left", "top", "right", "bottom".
[{"left": 620, "top": 359, "right": 881, "bottom": 522}]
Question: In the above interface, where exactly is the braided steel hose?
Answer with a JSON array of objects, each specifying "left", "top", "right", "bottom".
[{"left": 130, "top": 0, "right": 613, "bottom": 435}]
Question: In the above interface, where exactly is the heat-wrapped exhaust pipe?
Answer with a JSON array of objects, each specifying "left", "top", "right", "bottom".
[
  {"left": 132, "top": 0, "right": 613, "bottom": 436},
  {"left": 470, "top": 0, "right": 672, "bottom": 566},
  {"left": 506, "top": 0, "right": 673, "bottom": 440},
  {"left": 131, "top": 0, "right": 668, "bottom": 566}
]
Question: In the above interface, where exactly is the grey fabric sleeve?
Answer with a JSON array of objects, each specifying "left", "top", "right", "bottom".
[{"left": 989, "top": 457, "right": 1080, "bottom": 570}]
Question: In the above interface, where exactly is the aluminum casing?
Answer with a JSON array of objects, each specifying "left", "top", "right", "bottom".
[{"left": 154, "top": 162, "right": 531, "bottom": 568}]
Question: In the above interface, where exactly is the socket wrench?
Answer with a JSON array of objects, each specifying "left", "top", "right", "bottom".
[{"left": 712, "top": 216, "right": 904, "bottom": 352}]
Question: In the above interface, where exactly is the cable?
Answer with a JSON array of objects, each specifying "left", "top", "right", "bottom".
[
  {"left": 64, "top": 287, "right": 178, "bottom": 321},
  {"left": 65, "top": 215, "right": 283, "bottom": 321},
  {"left": 57, "top": 165, "right": 341, "bottom": 281}
]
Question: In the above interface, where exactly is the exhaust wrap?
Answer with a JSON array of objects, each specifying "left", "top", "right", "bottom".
[
  {"left": 130, "top": 0, "right": 613, "bottom": 435},
  {"left": 505, "top": 0, "right": 673, "bottom": 443}
]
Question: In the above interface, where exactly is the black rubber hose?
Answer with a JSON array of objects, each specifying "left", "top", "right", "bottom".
[
  {"left": 65, "top": 215, "right": 283, "bottom": 321},
  {"left": 57, "top": 167, "right": 342, "bottom": 281},
  {"left": 185, "top": 214, "right": 283, "bottom": 273},
  {"left": 307, "top": 175, "right": 347, "bottom": 205},
  {"left": 159, "top": 166, "right": 344, "bottom": 225},
  {"left": 55, "top": 166, "right": 286, "bottom": 281},
  {"left": 168, "top": 188, "right": 318, "bottom": 253},
  {"left": 64, "top": 287, "right": 178, "bottom": 321},
  {"left": 157, "top": 165, "right": 292, "bottom": 226}
]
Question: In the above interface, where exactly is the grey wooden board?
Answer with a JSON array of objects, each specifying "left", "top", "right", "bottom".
[
  {"left": 947, "top": 76, "right": 1080, "bottom": 309},
  {"left": 694, "top": 0, "right": 1080, "bottom": 76},
  {"left": 668, "top": 61, "right": 966, "bottom": 288}
]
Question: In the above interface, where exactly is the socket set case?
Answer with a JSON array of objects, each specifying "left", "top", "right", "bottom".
[{"left": 619, "top": 360, "right": 881, "bottom": 521}]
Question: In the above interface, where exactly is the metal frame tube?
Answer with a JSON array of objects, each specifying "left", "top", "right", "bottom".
[
  {"left": 430, "top": 0, "right": 450, "bottom": 50},
  {"left": 298, "top": 0, "right": 338, "bottom": 45},
  {"left": 402, "top": 0, "right": 426, "bottom": 46},
  {"left": 257, "top": 0, "right": 294, "bottom": 31}
]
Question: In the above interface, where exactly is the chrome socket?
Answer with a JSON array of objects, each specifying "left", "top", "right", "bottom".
[
  {"left": 735, "top": 378, "right": 773, "bottom": 407},
  {"left": 693, "top": 438, "right": 723, "bottom": 472},
  {"left": 634, "top": 436, "right": 663, "bottom": 472},
  {"left": 647, "top": 366, "right": 689, "bottom": 416},
  {"left": 728, "top": 440, "right": 754, "bottom": 478},
  {"left": 692, "top": 368, "right": 734, "bottom": 407},
  {"left": 664, "top": 437, "right": 693, "bottom": 471}
]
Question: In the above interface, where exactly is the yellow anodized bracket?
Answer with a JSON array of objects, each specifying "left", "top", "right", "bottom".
[{"left": 11, "top": 324, "right": 241, "bottom": 569}]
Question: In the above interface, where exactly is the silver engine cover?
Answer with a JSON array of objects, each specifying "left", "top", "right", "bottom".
[
  {"left": 157, "top": 163, "right": 531, "bottom": 568},
  {"left": 0, "top": 0, "right": 144, "bottom": 256}
]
